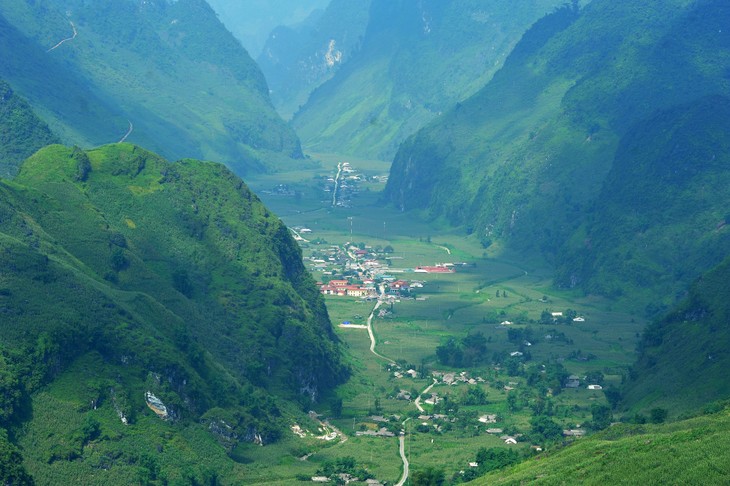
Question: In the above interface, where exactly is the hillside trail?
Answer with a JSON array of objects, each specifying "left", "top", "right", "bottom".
[
  {"left": 48, "top": 21, "right": 77, "bottom": 52},
  {"left": 118, "top": 120, "right": 134, "bottom": 143}
]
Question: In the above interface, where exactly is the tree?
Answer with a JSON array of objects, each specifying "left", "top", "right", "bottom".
[
  {"left": 591, "top": 404, "right": 612, "bottom": 430},
  {"left": 650, "top": 408, "right": 668, "bottom": 424},
  {"left": 383, "top": 245, "right": 394, "bottom": 253},
  {"left": 529, "top": 415, "right": 563, "bottom": 443},
  {"left": 412, "top": 467, "right": 445, "bottom": 485},
  {"left": 330, "top": 397, "right": 343, "bottom": 418}
]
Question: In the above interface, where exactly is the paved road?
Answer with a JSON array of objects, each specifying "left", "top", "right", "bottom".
[
  {"left": 414, "top": 379, "right": 437, "bottom": 413},
  {"left": 366, "top": 286, "right": 395, "bottom": 364},
  {"left": 395, "top": 433, "right": 409, "bottom": 486}
]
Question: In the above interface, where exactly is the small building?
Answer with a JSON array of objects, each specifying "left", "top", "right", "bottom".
[
  {"left": 504, "top": 437, "right": 518, "bottom": 445},
  {"left": 564, "top": 375, "right": 581, "bottom": 388},
  {"left": 587, "top": 384, "right": 603, "bottom": 390}
]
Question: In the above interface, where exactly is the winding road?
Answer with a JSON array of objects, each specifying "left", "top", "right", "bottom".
[
  {"left": 118, "top": 120, "right": 134, "bottom": 143},
  {"left": 414, "top": 379, "right": 437, "bottom": 413},
  {"left": 48, "top": 21, "right": 77, "bottom": 52}
]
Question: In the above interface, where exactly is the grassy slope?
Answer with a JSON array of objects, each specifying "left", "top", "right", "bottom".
[
  {"left": 0, "top": 143, "right": 346, "bottom": 483},
  {"left": 470, "top": 407, "right": 730, "bottom": 485},
  {"left": 0, "top": 78, "right": 58, "bottom": 178},
  {"left": 0, "top": 0, "right": 302, "bottom": 174},
  {"left": 384, "top": 0, "right": 730, "bottom": 308},
  {"left": 291, "top": 0, "right": 564, "bottom": 159},
  {"left": 620, "top": 256, "right": 730, "bottom": 417}
]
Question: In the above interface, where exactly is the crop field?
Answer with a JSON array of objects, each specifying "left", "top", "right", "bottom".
[{"left": 240, "top": 155, "right": 648, "bottom": 483}]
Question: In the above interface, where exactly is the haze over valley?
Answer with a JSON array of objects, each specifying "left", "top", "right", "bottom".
[{"left": 1, "top": 1, "right": 729, "bottom": 484}]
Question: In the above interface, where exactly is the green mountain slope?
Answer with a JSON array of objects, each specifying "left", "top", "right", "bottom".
[
  {"left": 0, "top": 143, "right": 347, "bottom": 483},
  {"left": 555, "top": 95, "right": 730, "bottom": 306},
  {"left": 257, "top": 0, "right": 372, "bottom": 119},
  {"left": 0, "top": 78, "right": 58, "bottom": 178},
  {"left": 620, "top": 256, "right": 730, "bottom": 417},
  {"left": 0, "top": 0, "right": 302, "bottom": 174},
  {"left": 384, "top": 0, "right": 730, "bottom": 306},
  {"left": 469, "top": 406, "right": 730, "bottom": 485},
  {"left": 291, "top": 0, "right": 564, "bottom": 159}
]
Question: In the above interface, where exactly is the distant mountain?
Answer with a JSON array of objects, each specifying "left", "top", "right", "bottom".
[
  {"left": 0, "top": 0, "right": 303, "bottom": 175},
  {"left": 206, "top": 0, "right": 330, "bottom": 57},
  {"left": 290, "top": 0, "right": 564, "bottom": 159},
  {"left": 0, "top": 143, "right": 347, "bottom": 482},
  {"left": 384, "top": 0, "right": 730, "bottom": 308},
  {"left": 257, "top": 0, "right": 371, "bottom": 119},
  {"left": 0, "top": 78, "right": 58, "bottom": 178}
]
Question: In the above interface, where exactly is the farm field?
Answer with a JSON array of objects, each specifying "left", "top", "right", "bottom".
[{"left": 242, "top": 155, "right": 646, "bottom": 483}]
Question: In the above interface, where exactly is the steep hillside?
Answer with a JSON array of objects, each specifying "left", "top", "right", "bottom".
[
  {"left": 385, "top": 0, "right": 730, "bottom": 306},
  {"left": 0, "top": 0, "right": 302, "bottom": 174},
  {"left": 620, "top": 256, "right": 730, "bottom": 417},
  {"left": 555, "top": 95, "right": 730, "bottom": 306},
  {"left": 291, "top": 0, "right": 564, "bottom": 159},
  {"left": 0, "top": 78, "right": 58, "bottom": 178},
  {"left": 258, "top": 0, "right": 372, "bottom": 118},
  {"left": 206, "top": 0, "right": 330, "bottom": 56},
  {"left": 469, "top": 406, "right": 730, "bottom": 485},
  {"left": 0, "top": 144, "right": 347, "bottom": 483}
]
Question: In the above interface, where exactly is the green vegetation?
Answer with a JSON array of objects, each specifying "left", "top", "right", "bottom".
[
  {"left": 291, "top": 0, "right": 564, "bottom": 159},
  {"left": 0, "top": 0, "right": 302, "bottom": 174},
  {"left": 471, "top": 405, "right": 730, "bottom": 485},
  {"left": 620, "top": 256, "right": 730, "bottom": 418},
  {"left": 0, "top": 143, "right": 346, "bottom": 482},
  {"left": 0, "top": 78, "right": 58, "bottom": 178},
  {"left": 257, "top": 0, "right": 372, "bottom": 118},
  {"left": 384, "top": 0, "right": 730, "bottom": 312}
]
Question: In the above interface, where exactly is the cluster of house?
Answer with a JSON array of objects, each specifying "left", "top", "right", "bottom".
[{"left": 432, "top": 370, "right": 486, "bottom": 386}]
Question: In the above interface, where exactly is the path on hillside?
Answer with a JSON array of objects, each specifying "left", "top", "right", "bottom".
[
  {"left": 332, "top": 162, "right": 343, "bottom": 207},
  {"left": 118, "top": 120, "right": 134, "bottom": 143},
  {"left": 436, "top": 245, "right": 451, "bottom": 255},
  {"left": 48, "top": 21, "right": 77, "bottom": 52}
]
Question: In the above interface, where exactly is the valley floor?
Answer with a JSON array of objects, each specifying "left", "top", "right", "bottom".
[{"left": 237, "top": 153, "right": 645, "bottom": 484}]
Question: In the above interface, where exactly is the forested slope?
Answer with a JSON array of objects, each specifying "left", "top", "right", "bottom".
[
  {"left": 0, "top": 0, "right": 302, "bottom": 174},
  {"left": 385, "top": 0, "right": 730, "bottom": 309},
  {"left": 0, "top": 143, "right": 347, "bottom": 483}
]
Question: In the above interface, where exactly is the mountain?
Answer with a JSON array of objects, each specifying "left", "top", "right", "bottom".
[
  {"left": 289, "top": 0, "right": 564, "bottom": 159},
  {"left": 384, "top": 0, "right": 730, "bottom": 308},
  {"left": 0, "top": 143, "right": 347, "bottom": 483},
  {"left": 206, "top": 0, "right": 330, "bottom": 57},
  {"left": 0, "top": 0, "right": 302, "bottom": 175},
  {"left": 470, "top": 406, "right": 730, "bottom": 485},
  {"left": 0, "top": 78, "right": 58, "bottom": 178},
  {"left": 555, "top": 94, "right": 730, "bottom": 308},
  {"left": 257, "top": 0, "right": 371, "bottom": 119},
  {"left": 620, "top": 256, "right": 730, "bottom": 417}
]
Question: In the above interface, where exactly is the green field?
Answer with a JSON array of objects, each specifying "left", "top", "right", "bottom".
[{"left": 239, "top": 154, "right": 647, "bottom": 483}]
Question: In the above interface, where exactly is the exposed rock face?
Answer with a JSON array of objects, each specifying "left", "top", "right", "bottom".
[{"left": 145, "top": 391, "right": 169, "bottom": 420}]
